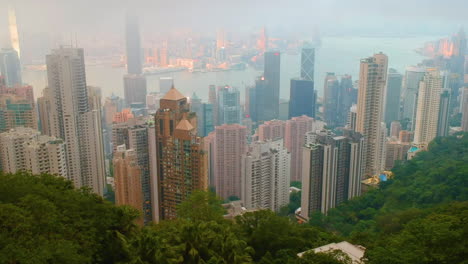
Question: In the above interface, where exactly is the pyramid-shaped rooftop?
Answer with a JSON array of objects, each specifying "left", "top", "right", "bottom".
[{"left": 162, "top": 86, "right": 186, "bottom": 101}]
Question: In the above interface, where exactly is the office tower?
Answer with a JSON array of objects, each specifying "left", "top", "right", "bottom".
[
  {"left": 301, "top": 43, "right": 315, "bottom": 81},
  {"left": 241, "top": 139, "right": 290, "bottom": 212},
  {"left": 0, "top": 94, "right": 36, "bottom": 133},
  {"left": 347, "top": 104, "right": 357, "bottom": 131},
  {"left": 356, "top": 53, "right": 388, "bottom": 176},
  {"left": 264, "top": 51, "right": 281, "bottom": 119},
  {"left": 399, "top": 130, "right": 414, "bottom": 143},
  {"left": 8, "top": 6, "right": 20, "bottom": 58},
  {"left": 289, "top": 78, "right": 315, "bottom": 118},
  {"left": 437, "top": 90, "right": 450, "bottom": 137},
  {"left": 385, "top": 69, "right": 403, "bottom": 125},
  {"left": 285, "top": 115, "right": 325, "bottom": 182},
  {"left": 249, "top": 76, "right": 278, "bottom": 123},
  {"left": 257, "top": 27, "right": 268, "bottom": 52},
  {"left": 258, "top": 119, "right": 286, "bottom": 141},
  {"left": 41, "top": 47, "right": 105, "bottom": 195},
  {"left": 0, "top": 84, "right": 34, "bottom": 103},
  {"left": 401, "top": 66, "right": 426, "bottom": 128},
  {"left": 103, "top": 95, "right": 125, "bottom": 126},
  {"left": 390, "top": 121, "right": 402, "bottom": 138},
  {"left": 323, "top": 73, "right": 340, "bottom": 127},
  {"left": 0, "top": 48, "right": 22, "bottom": 87},
  {"left": 300, "top": 130, "right": 364, "bottom": 219},
  {"left": 413, "top": 69, "right": 443, "bottom": 147},
  {"left": 190, "top": 93, "right": 213, "bottom": 137},
  {"left": 154, "top": 87, "right": 207, "bottom": 220},
  {"left": 113, "top": 109, "right": 134, "bottom": 123},
  {"left": 340, "top": 75, "right": 358, "bottom": 118},
  {"left": 113, "top": 145, "right": 143, "bottom": 224},
  {"left": 217, "top": 86, "right": 241, "bottom": 125},
  {"left": 462, "top": 87, "right": 468, "bottom": 131},
  {"left": 124, "top": 74, "right": 147, "bottom": 107},
  {"left": 0, "top": 127, "right": 67, "bottom": 177},
  {"left": 159, "top": 77, "right": 173, "bottom": 95},
  {"left": 210, "top": 124, "right": 247, "bottom": 200},
  {"left": 112, "top": 117, "right": 156, "bottom": 223},
  {"left": 385, "top": 139, "right": 411, "bottom": 170},
  {"left": 125, "top": 13, "right": 142, "bottom": 75}
]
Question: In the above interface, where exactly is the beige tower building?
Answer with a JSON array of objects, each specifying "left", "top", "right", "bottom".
[
  {"left": 210, "top": 124, "right": 247, "bottom": 200},
  {"left": 461, "top": 87, "right": 468, "bottom": 132},
  {"left": 285, "top": 115, "right": 325, "bottom": 182},
  {"left": 258, "top": 120, "right": 286, "bottom": 141},
  {"left": 0, "top": 127, "right": 67, "bottom": 177},
  {"left": 113, "top": 145, "right": 143, "bottom": 224},
  {"left": 355, "top": 53, "right": 388, "bottom": 176},
  {"left": 38, "top": 47, "right": 106, "bottom": 195},
  {"left": 241, "top": 139, "right": 290, "bottom": 212},
  {"left": 413, "top": 69, "right": 443, "bottom": 147}
]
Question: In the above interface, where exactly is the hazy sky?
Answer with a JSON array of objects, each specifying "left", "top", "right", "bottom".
[{"left": 1, "top": 0, "right": 467, "bottom": 40}]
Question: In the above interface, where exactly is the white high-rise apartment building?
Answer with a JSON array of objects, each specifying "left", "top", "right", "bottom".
[
  {"left": 413, "top": 69, "right": 443, "bottom": 148},
  {"left": 355, "top": 53, "right": 388, "bottom": 176},
  {"left": 241, "top": 139, "right": 290, "bottom": 212},
  {"left": 40, "top": 47, "right": 105, "bottom": 195},
  {"left": 0, "top": 127, "right": 67, "bottom": 177}
]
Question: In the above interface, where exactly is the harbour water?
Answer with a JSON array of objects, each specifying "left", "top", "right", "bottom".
[{"left": 23, "top": 35, "right": 437, "bottom": 102}]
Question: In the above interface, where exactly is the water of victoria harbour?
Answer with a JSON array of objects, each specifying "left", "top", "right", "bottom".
[{"left": 23, "top": 36, "right": 437, "bottom": 103}]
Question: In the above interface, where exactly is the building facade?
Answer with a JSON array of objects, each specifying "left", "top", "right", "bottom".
[
  {"left": 355, "top": 53, "right": 388, "bottom": 176},
  {"left": 154, "top": 87, "right": 207, "bottom": 220},
  {"left": 241, "top": 139, "right": 290, "bottom": 212}
]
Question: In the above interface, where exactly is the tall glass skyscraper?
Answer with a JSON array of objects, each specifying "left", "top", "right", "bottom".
[
  {"left": 289, "top": 78, "right": 315, "bottom": 118},
  {"left": 264, "top": 51, "right": 281, "bottom": 119},
  {"left": 125, "top": 13, "right": 142, "bottom": 75},
  {"left": 301, "top": 43, "right": 315, "bottom": 81},
  {"left": 0, "top": 48, "right": 22, "bottom": 87}
]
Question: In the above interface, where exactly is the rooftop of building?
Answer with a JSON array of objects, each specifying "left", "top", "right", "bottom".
[
  {"left": 297, "top": 241, "right": 366, "bottom": 263},
  {"left": 162, "top": 86, "right": 185, "bottom": 101}
]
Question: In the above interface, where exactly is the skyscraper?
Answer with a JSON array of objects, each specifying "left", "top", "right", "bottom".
[
  {"left": 8, "top": 6, "right": 20, "bottom": 58},
  {"left": 301, "top": 43, "right": 315, "bottom": 81},
  {"left": 211, "top": 124, "right": 247, "bottom": 200},
  {"left": 0, "top": 94, "right": 36, "bottom": 133},
  {"left": 323, "top": 73, "right": 340, "bottom": 127},
  {"left": 0, "top": 127, "right": 67, "bottom": 178},
  {"left": 264, "top": 51, "right": 281, "bottom": 119},
  {"left": 113, "top": 145, "right": 144, "bottom": 225},
  {"left": 190, "top": 93, "right": 213, "bottom": 137},
  {"left": 384, "top": 69, "right": 403, "bottom": 125},
  {"left": 300, "top": 130, "right": 363, "bottom": 219},
  {"left": 437, "top": 90, "right": 450, "bottom": 137},
  {"left": 41, "top": 47, "right": 106, "bottom": 195},
  {"left": 154, "top": 87, "right": 207, "bottom": 220},
  {"left": 401, "top": 66, "right": 426, "bottom": 129},
  {"left": 285, "top": 115, "right": 325, "bottom": 182},
  {"left": 413, "top": 69, "right": 443, "bottom": 147},
  {"left": 462, "top": 87, "right": 468, "bottom": 132},
  {"left": 124, "top": 74, "right": 147, "bottom": 107},
  {"left": 125, "top": 13, "right": 142, "bottom": 75},
  {"left": 0, "top": 48, "right": 22, "bottom": 87},
  {"left": 356, "top": 53, "right": 388, "bottom": 176},
  {"left": 241, "top": 139, "right": 290, "bottom": 212},
  {"left": 112, "top": 117, "right": 157, "bottom": 223},
  {"left": 217, "top": 86, "right": 241, "bottom": 125},
  {"left": 258, "top": 119, "right": 286, "bottom": 141},
  {"left": 289, "top": 78, "right": 315, "bottom": 118}
]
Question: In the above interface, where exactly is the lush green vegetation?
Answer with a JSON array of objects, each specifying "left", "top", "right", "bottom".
[
  {"left": 311, "top": 133, "right": 468, "bottom": 263},
  {"left": 1, "top": 133, "right": 467, "bottom": 263}
]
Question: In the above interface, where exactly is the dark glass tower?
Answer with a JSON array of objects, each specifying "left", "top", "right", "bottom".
[
  {"left": 384, "top": 69, "right": 403, "bottom": 125},
  {"left": 264, "top": 51, "right": 281, "bottom": 119},
  {"left": 289, "top": 78, "right": 315, "bottom": 118},
  {"left": 301, "top": 43, "right": 315, "bottom": 81}
]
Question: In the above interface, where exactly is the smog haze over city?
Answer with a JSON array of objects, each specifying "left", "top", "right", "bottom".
[{"left": 0, "top": 0, "right": 467, "bottom": 263}]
